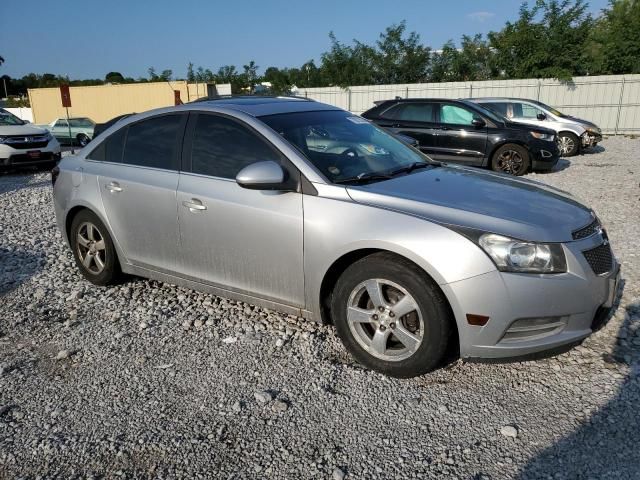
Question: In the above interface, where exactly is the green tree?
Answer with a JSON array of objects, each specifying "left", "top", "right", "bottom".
[
  {"left": 587, "top": 0, "right": 640, "bottom": 74},
  {"left": 372, "top": 21, "right": 431, "bottom": 84},
  {"left": 319, "top": 32, "right": 376, "bottom": 87},
  {"left": 187, "top": 62, "right": 195, "bottom": 82},
  {"left": 242, "top": 60, "right": 259, "bottom": 92},
  {"left": 105, "top": 71, "right": 125, "bottom": 83},
  {"left": 489, "top": 0, "right": 593, "bottom": 80}
]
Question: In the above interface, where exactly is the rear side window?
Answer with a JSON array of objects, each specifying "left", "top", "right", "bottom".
[
  {"left": 86, "top": 127, "right": 126, "bottom": 163},
  {"left": 440, "top": 104, "right": 475, "bottom": 126},
  {"left": 190, "top": 114, "right": 283, "bottom": 179},
  {"left": 484, "top": 102, "right": 510, "bottom": 116},
  {"left": 122, "top": 114, "right": 183, "bottom": 170},
  {"left": 383, "top": 103, "right": 435, "bottom": 122}
]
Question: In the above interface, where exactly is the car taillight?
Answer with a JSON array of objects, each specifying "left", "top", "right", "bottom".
[{"left": 51, "top": 165, "right": 60, "bottom": 186}]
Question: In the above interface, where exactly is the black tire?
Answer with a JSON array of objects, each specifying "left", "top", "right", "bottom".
[
  {"left": 70, "top": 209, "right": 122, "bottom": 286},
  {"left": 76, "top": 134, "right": 90, "bottom": 147},
  {"left": 491, "top": 143, "right": 530, "bottom": 176},
  {"left": 330, "top": 252, "right": 453, "bottom": 378},
  {"left": 38, "top": 160, "right": 57, "bottom": 172},
  {"left": 557, "top": 132, "right": 579, "bottom": 157}
]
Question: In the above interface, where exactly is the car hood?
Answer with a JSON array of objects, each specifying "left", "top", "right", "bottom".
[
  {"left": 563, "top": 115, "right": 600, "bottom": 131},
  {"left": 0, "top": 124, "right": 50, "bottom": 136},
  {"left": 346, "top": 165, "right": 593, "bottom": 243}
]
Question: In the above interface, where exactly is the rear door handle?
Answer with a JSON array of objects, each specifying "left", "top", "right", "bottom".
[
  {"left": 182, "top": 198, "right": 207, "bottom": 212},
  {"left": 105, "top": 181, "right": 122, "bottom": 193}
]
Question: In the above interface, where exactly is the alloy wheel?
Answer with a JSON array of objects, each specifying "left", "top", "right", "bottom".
[
  {"left": 76, "top": 221, "right": 107, "bottom": 274},
  {"left": 496, "top": 149, "right": 523, "bottom": 175},
  {"left": 346, "top": 278, "right": 424, "bottom": 362},
  {"left": 558, "top": 135, "right": 575, "bottom": 156}
]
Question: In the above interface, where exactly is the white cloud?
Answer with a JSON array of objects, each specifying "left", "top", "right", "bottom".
[{"left": 467, "top": 11, "right": 496, "bottom": 22}]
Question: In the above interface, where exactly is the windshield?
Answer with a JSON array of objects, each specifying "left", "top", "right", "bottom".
[
  {"left": 259, "top": 110, "right": 433, "bottom": 183},
  {"left": 531, "top": 100, "right": 567, "bottom": 118},
  {"left": 0, "top": 110, "right": 25, "bottom": 126}
]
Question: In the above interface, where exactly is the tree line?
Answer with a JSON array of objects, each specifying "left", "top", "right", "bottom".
[{"left": 1, "top": 0, "right": 639, "bottom": 101}]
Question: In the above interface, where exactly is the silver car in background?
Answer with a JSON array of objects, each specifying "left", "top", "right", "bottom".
[
  {"left": 52, "top": 97, "right": 619, "bottom": 378},
  {"left": 470, "top": 97, "right": 603, "bottom": 157}
]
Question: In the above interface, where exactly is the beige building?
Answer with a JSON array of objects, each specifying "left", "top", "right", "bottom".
[{"left": 28, "top": 81, "right": 232, "bottom": 124}]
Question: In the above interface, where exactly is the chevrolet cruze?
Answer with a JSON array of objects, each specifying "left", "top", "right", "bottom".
[{"left": 52, "top": 97, "right": 620, "bottom": 378}]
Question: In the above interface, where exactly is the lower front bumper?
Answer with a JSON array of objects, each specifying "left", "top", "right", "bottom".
[
  {"left": 530, "top": 141, "right": 560, "bottom": 171},
  {"left": 441, "top": 255, "right": 620, "bottom": 360},
  {"left": 1, "top": 151, "right": 61, "bottom": 167}
]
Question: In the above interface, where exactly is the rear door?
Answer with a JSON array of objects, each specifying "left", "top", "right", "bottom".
[
  {"left": 93, "top": 113, "right": 186, "bottom": 272},
  {"left": 435, "top": 102, "right": 488, "bottom": 166},
  {"left": 175, "top": 112, "right": 305, "bottom": 307},
  {"left": 373, "top": 102, "right": 439, "bottom": 157}
]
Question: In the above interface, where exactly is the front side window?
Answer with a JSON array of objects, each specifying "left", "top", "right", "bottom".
[
  {"left": 190, "top": 114, "right": 283, "bottom": 179},
  {"left": 69, "top": 118, "right": 95, "bottom": 128},
  {"left": 440, "top": 104, "right": 475, "bottom": 126},
  {"left": 55, "top": 120, "right": 69, "bottom": 128},
  {"left": 514, "top": 103, "right": 545, "bottom": 119},
  {"left": 260, "top": 110, "right": 433, "bottom": 183},
  {"left": 122, "top": 114, "right": 183, "bottom": 170}
]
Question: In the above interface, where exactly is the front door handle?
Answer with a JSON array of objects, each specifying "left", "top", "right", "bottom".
[
  {"left": 182, "top": 199, "right": 207, "bottom": 212},
  {"left": 105, "top": 181, "right": 123, "bottom": 193}
]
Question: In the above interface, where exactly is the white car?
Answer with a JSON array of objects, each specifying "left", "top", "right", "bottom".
[
  {"left": 0, "top": 109, "right": 61, "bottom": 170},
  {"left": 470, "top": 98, "right": 603, "bottom": 157}
]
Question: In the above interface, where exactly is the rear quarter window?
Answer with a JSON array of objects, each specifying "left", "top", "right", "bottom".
[{"left": 86, "top": 127, "right": 126, "bottom": 163}]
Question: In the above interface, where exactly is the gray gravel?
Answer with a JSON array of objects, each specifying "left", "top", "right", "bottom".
[{"left": 1, "top": 137, "right": 639, "bottom": 479}]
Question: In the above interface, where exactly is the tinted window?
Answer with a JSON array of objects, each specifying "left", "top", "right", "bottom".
[
  {"left": 86, "top": 127, "right": 126, "bottom": 163},
  {"left": 440, "top": 104, "right": 475, "bottom": 125},
  {"left": 191, "top": 114, "right": 282, "bottom": 179},
  {"left": 383, "top": 103, "right": 435, "bottom": 122},
  {"left": 122, "top": 114, "right": 182, "bottom": 170},
  {"left": 514, "top": 102, "right": 544, "bottom": 119}
]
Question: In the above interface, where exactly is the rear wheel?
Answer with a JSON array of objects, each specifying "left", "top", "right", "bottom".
[
  {"left": 491, "top": 144, "right": 530, "bottom": 176},
  {"left": 70, "top": 210, "right": 121, "bottom": 285},
  {"left": 76, "top": 133, "right": 90, "bottom": 147},
  {"left": 331, "top": 252, "right": 453, "bottom": 378},
  {"left": 557, "top": 132, "right": 579, "bottom": 157}
]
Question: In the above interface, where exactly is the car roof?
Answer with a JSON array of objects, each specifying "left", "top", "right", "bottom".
[
  {"left": 469, "top": 97, "right": 540, "bottom": 103},
  {"left": 191, "top": 96, "right": 341, "bottom": 117}
]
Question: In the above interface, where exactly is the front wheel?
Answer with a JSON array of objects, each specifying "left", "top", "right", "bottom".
[
  {"left": 491, "top": 144, "right": 530, "bottom": 176},
  {"left": 557, "top": 132, "right": 579, "bottom": 157},
  {"left": 331, "top": 252, "right": 453, "bottom": 378}
]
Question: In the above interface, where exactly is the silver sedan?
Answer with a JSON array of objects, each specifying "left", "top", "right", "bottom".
[{"left": 52, "top": 97, "right": 620, "bottom": 378}]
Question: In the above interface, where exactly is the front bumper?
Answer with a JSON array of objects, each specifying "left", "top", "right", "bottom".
[
  {"left": 582, "top": 131, "right": 603, "bottom": 148},
  {"left": 441, "top": 233, "right": 619, "bottom": 360},
  {"left": 529, "top": 139, "right": 560, "bottom": 171},
  {"left": 0, "top": 139, "right": 62, "bottom": 167}
]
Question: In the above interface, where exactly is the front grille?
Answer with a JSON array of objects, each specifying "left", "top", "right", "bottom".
[
  {"left": 583, "top": 243, "right": 613, "bottom": 275},
  {"left": 4, "top": 136, "right": 51, "bottom": 150},
  {"left": 572, "top": 218, "right": 600, "bottom": 240}
]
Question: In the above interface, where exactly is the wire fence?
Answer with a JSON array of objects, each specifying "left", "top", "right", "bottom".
[{"left": 295, "top": 74, "right": 640, "bottom": 134}]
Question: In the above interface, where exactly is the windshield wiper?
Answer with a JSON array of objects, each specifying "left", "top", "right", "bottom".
[
  {"left": 388, "top": 161, "right": 435, "bottom": 177},
  {"left": 333, "top": 171, "right": 393, "bottom": 185}
]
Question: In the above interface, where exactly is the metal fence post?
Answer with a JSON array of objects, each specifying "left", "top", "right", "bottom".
[
  {"left": 405, "top": 86, "right": 409, "bottom": 98},
  {"left": 469, "top": 83, "right": 473, "bottom": 97},
  {"left": 347, "top": 88, "right": 352, "bottom": 112},
  {"left": 614, "top": 77, "right": 626, "bottom": 135},
  {"left": 537, "top": 81, "right": 541, "bottom": 101}
]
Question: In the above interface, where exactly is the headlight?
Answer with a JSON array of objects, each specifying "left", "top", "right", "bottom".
[
  {"left": 586, "top": 127, "right": 601, "bottom": 135},
  {"left": 530, "top": 131, "right": 554, "bottom": 141},
  {"left": 478, "top": 233, "right": 567, "bottom": 273}
]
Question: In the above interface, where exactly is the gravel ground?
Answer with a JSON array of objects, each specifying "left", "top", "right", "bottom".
[{"left": 1, "top": 137, "right": 639, "bottom": 479}]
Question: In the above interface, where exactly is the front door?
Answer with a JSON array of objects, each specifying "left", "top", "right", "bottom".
[
  {"left": 435, "top": 103, "right": 488, "bottom": 166},
  {"left": 176, "top": 112, "right": 305, "bottom": 307}
]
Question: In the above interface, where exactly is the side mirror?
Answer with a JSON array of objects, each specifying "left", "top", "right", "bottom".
[
  {"left": 236, "top": 161, "right": 288, "bottom": 190},
  {"left": 537, "top": 113, "right": 547, "bottom": 121},
  {"left": 471, "top": 117, "right": 486, "bottom": 128}
]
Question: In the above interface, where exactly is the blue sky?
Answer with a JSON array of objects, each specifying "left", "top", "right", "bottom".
[{"left": 0, "top": 0, "right": 610, "bottom": 79}]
